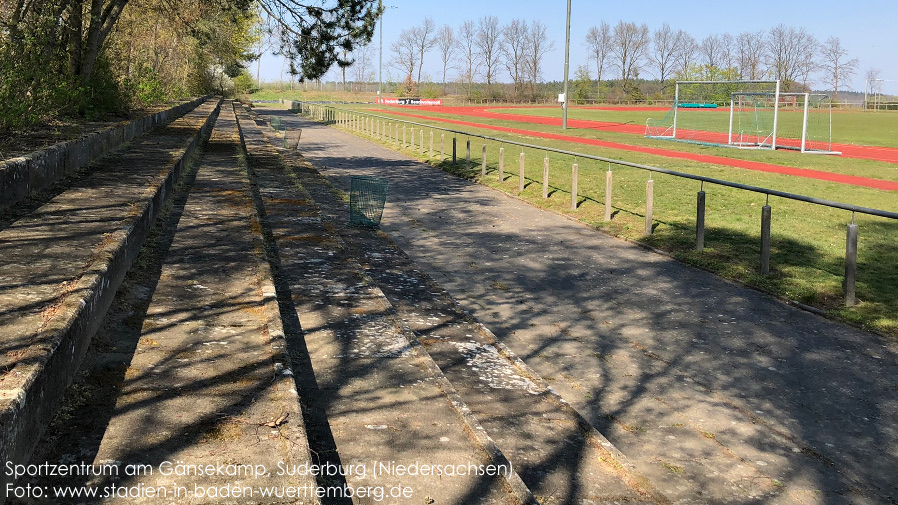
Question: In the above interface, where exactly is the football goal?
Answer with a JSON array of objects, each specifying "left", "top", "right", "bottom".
[{"left": 646, "top": 80, "right": 840, "bottom": 155}]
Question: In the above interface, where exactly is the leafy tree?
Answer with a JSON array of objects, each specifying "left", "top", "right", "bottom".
[
  {"left": 0, "top": 0, "right": 379, "bottom": 128},
  {"left": 571, "top": 65, "right": 593, "bottom": 101},
  {"left": 259, "top": 0, "right": 381, "bottom": 81}
]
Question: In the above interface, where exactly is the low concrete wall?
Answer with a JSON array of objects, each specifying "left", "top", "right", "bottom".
[
  {"left": 0, "top": 96, "right": 211, "bottom": 212},
  {"left": 281, "top": 99, "right": 302, "bottom": 111},
  {"left": 0, "top": 98, "right": 221, "bottom": 501}
]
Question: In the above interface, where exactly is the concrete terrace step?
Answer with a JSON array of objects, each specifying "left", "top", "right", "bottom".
[
  {"left": 236, "top": 105, "right": 528, "bottom": 504},
  {"left": 15, "top": 102, "right": 316, "bottom": 504},
  {"left": 242, "top": 105, "right": 672, "bottom": 504},
  {"left": 0, "top": 96, "right": 211, "bottom": 213},
  {"left": 250, "top": 106, "right": 669, "bottom": 505},
  {"left": 0, "top": 97, "right": 221, "bottom": 495}
]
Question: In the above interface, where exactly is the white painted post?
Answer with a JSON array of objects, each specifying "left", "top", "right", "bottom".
[
  {"left": 645, "top": 178, "right": 654, "bottom": 235},
  {"left": 761, "top": 203, "right": 772, "bottom": 274},
  {"left": 604, "top": 170, "right": 613, "bottom": 221},
  {"left": 845, "top": 221, "right": 858, "bottom": 306},
  {"left": 499, "top": 147, "right": 504, "bottom": 181},
  {"left": 696, "top": 190, "right": 706, "bottom": 251}
]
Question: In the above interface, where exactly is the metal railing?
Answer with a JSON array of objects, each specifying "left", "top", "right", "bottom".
[{"left": 293, "top": 101, "right": 898, "bottom": 306}]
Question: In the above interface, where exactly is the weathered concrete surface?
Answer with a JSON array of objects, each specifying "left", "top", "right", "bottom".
[
  {"left": 13, "top": 103, "right": 314, "bottom": 504},
  {"left": 0, "top": 98, "right": 221, "bottom": 499},
  {"left": 0, "top": 96, "right": 211, "bottom": 212},
  {"left": 245, "top": 108, "right": 669, "bottom": 505},
  {"left": 265, "top": 106, "right": 898, "bottom": 505},
  {"left": 237, "top": 105, "right": 527, "bottom": 505}
]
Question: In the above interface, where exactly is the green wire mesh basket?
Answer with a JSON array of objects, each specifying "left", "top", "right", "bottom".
[{"left": 349, "top": 176, "right": 389, "bottom": 227}]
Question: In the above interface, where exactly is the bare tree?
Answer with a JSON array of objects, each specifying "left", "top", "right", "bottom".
[
  {"left": 584, "top": 22, "right": 612, "bottom": 96},
  {"left": 456, "top": 20, "right": 478, "bottom": 95},
  {"left": 736, "top": 31, "right": 766, "bottom": 79},
  {"left": 253, "top": 14, "right": 277, "bottom": 85},
  {"left": 390, "top": 27, "right": 417, "bottom": 85},
  {"left": 819, "top": 36, "right": 858, "bottom": 100},
  {"left": 719, "top": 33, "right": 736, "bottom": 79},
  {"left": 435, "top": 25, "right": 455, "bottom": 92},
  {"left": 648, "top": 23, "right": 678, "bottom": 92},
  {"left": 475, "top": 15, "right": 502, "bottom": 85},
  {"left": 502, "top": 19, "right": 529, "bottom": 97},
  {"left": 866, "top": 67, "right": 882, "bottom": 93},
  {"left": 699, "top": 34, "right": 721, "bottom": 78},
  {"left": 525, "top": 20, "right": 554, "bottom": 96},
  {"left": 610, "top": 20, "right": 650, "bottom": 82},
  {"left": 411, "top": 18, "right": 437, "bottom": 85},
  {"left": 765, "top": 24, "right": 818, "bottom": 90},
  {"left": 674, "top": 30, "right": 696, "bottom": 76},
  {"left": 351, "top": 44, "right": 374, "bottom": 91},
  {"left": 865, "top": 68, "right": 882, "bottom": 108}
]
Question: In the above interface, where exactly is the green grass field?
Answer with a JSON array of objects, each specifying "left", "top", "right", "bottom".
[
  {"left": 493, "top": 105, "right": 898, "bottom": 149},
  {"left": 274, "top": 99, "right": 898, "bottom": 339}
]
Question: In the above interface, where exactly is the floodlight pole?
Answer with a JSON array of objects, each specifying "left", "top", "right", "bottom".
[
  {"left": 378, "top": 3, "right": 397, "bottom": 103},
  {"left": 378, "top": 0, "right": 383, "bottom": 102},
  {"left": 561, "top": 0, "right": 571, "bottom": 129}
]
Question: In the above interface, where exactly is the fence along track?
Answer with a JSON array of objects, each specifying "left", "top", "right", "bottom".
[{"left": 297, "top": 102, "right": 898, "bottom": 308}]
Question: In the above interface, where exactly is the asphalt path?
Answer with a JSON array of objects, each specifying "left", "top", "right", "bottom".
[{"left": 264, "top": 106, "right": 898, "bottom": 505}]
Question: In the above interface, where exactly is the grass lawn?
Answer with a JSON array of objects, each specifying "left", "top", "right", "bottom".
[
  {"left": 276, "top": 99, "right": 898, "bottom": 339},
  {"left": 491, "top": 105, "right": 898, "bottom": 149}
]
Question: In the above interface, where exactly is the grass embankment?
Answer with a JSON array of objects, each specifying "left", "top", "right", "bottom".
[{"left": 281, "top": 100, "right": 898, "bottom": 338}]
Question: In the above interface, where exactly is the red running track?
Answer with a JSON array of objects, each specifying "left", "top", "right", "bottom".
[
  {"left": 399, "top": 105, "right": 898, "bottom": 164},
  {"left": 375, "top": 107, "right": 898, "bottom": 192}
]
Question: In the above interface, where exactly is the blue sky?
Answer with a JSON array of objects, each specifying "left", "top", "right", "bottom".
[{"left": 256, "top": 0, "right": 898, "bottom": 95}]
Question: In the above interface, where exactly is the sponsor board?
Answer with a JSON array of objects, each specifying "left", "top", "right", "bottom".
[{"left": 377, "top": 98, "right": 442, "bottom": 106}]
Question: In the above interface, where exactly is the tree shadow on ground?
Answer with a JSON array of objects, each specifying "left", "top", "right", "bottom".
[{"left": 271, "top": 109, "right": 898, "bottom": 504}]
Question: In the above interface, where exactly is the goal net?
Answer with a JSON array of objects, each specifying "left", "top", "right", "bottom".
[
  {"left": 768, "top": 93, "right": 837, "bottom": 154},
  {"left": 646, "top": 80, "right": 839, "bottom": 154}
]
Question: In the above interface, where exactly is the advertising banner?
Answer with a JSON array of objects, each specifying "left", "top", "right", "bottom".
[{"left": 377, "top": 98, "right": 442, "bottom": 106}]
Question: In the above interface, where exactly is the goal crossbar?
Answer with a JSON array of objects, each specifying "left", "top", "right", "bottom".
[{"left": 646, "top": 80, "right": 840, "bottom": 155}]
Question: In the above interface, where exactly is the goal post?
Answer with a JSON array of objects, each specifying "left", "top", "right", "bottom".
[
  {"left": 647, "top": 80, "right": 779, "bottom": 146},
  {"left": 776, "top": 92, "right": 839, "bottom": 154},
  {"left": 646, "top": 80, "right": 840, "bottom": 155}
]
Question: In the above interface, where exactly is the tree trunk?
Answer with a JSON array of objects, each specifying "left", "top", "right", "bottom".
[
  {"left": 77, "top": 0, "right": 129, "bottom": 83},
  {"left": 68, "top": 0, "right": 84, "bottom": 76}
]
